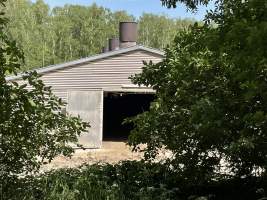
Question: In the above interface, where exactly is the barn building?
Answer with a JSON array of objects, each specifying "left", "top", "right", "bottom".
[{"left": 8, "top": 22, "right": 164, "bottom": 148}]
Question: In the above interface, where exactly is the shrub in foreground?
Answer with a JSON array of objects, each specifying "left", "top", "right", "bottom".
[
  {"left": 129, "top": 0, "right": 267, "bottom": 182},
  {"left": 1, "top": 161, "right": 266, "bottom": 200},
  {"left": 0, "top": 0, "right": 88, "bottom": 179}
]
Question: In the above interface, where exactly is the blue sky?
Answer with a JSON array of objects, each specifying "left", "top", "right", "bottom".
[{"left": 40, "top": 0, "right": 214, "bottom": 20}]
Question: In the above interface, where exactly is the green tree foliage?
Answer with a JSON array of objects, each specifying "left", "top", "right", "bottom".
[
  {"left": 161, "top": 0, "right": 210, "bottom": 9},
  {"left": 4, "top": 0, "right": 194, "bottom": 70},
  {"left": 4, "top": 0, "right": 51, "bottom": 69},
  {"left": 2, "top": 162, "right": 266, "bottom": 199},
  {"left": 129, "top": 0, "right": 267, "bottom": 181},
  {"left": 138, "top": 13, "right": 193, "bottom": 49},
  {"left": 4, "top": 0, "right": 134, "bottom": 70},
  {"left": 0, "top": 0, "right": 88, "bottom": 177},
  {"left": 50, "top": 4, "right": 133, "bottom": 63}
]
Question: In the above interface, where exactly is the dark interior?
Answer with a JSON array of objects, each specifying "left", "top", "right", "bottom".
[{"left": 103, "top": 92, "right": 154, "bottom": 141}]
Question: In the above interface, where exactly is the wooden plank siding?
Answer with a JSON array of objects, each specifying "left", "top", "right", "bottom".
[{"left": 19, "top": 49, "right": 162, "bottom": 101}]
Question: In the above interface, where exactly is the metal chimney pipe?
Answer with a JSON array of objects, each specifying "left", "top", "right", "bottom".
[
  {"left": 119, "top": 22, "right": 137, "bottom": 48},
  {"left": 108, "top": 38, "right": 120, "bottom": 51}
]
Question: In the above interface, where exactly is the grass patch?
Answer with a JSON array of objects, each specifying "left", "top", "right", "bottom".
[{"left": 1, "top": 161, "right": 266, "bottom": 200}]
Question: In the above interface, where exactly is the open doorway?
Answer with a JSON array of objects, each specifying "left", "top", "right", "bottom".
[{"left": 103, "top": 92, "right": 154, "bottom": 141}]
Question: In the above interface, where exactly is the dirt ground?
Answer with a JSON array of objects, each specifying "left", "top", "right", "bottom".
[{"left": 41, "top": 141, "right": 144, "bottom": 171}]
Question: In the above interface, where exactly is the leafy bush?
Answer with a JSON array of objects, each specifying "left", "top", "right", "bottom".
[
  {"left": 129, "top": 0, "right": 267, "bottom": 181},
  {"left": 0, "top": 0, "right": 88, "bottom": 178},
  {"left": 1, "top": 161, "right": 266, "bottom": 200}
]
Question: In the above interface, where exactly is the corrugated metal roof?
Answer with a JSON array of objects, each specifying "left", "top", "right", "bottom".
[{"left": 7, "top": 45, "right": 164, "bottom": 81}]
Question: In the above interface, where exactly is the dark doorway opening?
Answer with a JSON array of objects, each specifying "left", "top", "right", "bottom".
[{"left": 103, "top": 92, "right": 154, "bottom": 141}]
